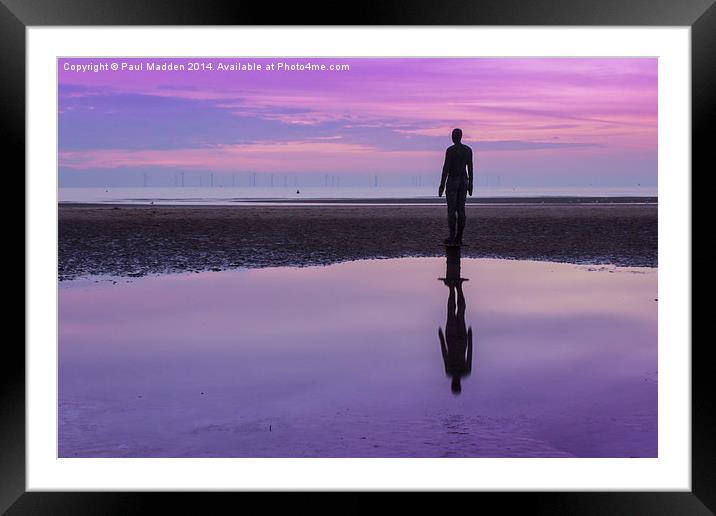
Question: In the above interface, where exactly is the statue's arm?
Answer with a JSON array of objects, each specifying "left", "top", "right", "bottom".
[
  {"left": 439, "top": 149, "right": 449, "bottom": 196},
  {"left": 467, "top": 148, "right": 474, "bottom": 195}
]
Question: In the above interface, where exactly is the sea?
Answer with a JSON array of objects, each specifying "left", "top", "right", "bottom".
[{"left": 59, "top": 185, "right": 657, "bottom": 206}]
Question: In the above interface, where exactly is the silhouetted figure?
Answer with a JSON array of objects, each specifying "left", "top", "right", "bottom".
[
  {"left": 438, "top": 128, "right": 474, "bottom": 245},
  {"left": 438, "top": 246, "right": 473, "bottom": 395}
]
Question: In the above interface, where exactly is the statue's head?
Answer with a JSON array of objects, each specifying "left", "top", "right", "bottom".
[{"left": 451, "top": 376, "right": 462, "bottom": 395}]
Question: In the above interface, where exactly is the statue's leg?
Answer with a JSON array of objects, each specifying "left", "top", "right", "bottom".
[
  {"left": 456, "top": 182, "right": 467, "bottom": 242},
  {"left": 446, "top": 186, "right": 457, "bottom": 239}
]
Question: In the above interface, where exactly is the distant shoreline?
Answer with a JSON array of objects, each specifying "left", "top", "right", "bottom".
[{"left": 59, "top": 195, "right": 657, "bottom": 207}]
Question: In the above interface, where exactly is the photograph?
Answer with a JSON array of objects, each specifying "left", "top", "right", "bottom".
[
  {"left": 3, "top": 0, "right": 708, "bottom": 507},
  {"left": 57, "top": 56, "right": 659, "bottom": 459}
]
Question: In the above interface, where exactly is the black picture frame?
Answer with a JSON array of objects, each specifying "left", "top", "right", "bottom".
[{"left": 4, "top": 0, "right": 711, "bottom": 512}]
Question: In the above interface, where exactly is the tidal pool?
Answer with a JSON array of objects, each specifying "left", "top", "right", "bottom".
[{"left": 59, "top": 256, "right": 657, "bottom": 457}]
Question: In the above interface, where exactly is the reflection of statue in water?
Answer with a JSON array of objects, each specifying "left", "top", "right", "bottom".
[{"left": 438, "top": 246, "right": 473, "bottom": 395}]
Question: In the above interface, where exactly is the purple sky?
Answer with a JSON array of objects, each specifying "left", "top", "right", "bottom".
[{"left": 58, "top": 58, "right": 657, "bottom": 186}]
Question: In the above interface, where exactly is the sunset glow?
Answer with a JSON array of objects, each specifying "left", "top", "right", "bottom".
[{"left": 59, "top": 58, "right": 657, "bottom": 186}]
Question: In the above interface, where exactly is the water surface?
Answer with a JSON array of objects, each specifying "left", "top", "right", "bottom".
[
  {"left": 59, "top": 257, "right": 657, "bottom": 457},
  {"left": 59, "top": 185, "right": 658, "bottom": 205}
]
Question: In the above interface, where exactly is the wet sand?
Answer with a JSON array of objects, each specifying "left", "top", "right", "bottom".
[{"left": 59, "top": 202, "right": 657, "bottom": 280}]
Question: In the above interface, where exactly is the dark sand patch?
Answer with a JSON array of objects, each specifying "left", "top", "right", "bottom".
[{"left": 58, "top": 203, "right": 657, "bottom": 280}]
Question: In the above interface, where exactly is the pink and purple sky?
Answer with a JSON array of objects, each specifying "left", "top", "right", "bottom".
[{"left": 58, "top": 57, "right": 657, "bottom": 187}]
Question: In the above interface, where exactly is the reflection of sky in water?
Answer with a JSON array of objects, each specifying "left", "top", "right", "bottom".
[{"left": 59, "top": 258, "right": 657, "bottom": 458}]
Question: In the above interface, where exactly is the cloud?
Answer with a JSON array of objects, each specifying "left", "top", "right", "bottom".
[
  {"left": 57, "top": 57, "right": 657, "bottom": 182},
  {"left": 58, "top": 139, "right": 441, "bottom": 173}
]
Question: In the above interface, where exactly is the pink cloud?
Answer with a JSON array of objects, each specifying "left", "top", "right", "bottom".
[
  {"left": 59, "top": 140, "right": 441, "bottom": 173},
  {"left": 58, "top": 58, "right": 657, "bottom": 182}
]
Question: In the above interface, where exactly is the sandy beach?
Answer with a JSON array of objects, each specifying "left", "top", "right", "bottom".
[{"left": 58, "top": 201, "right": 657, "bottom": 280}]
